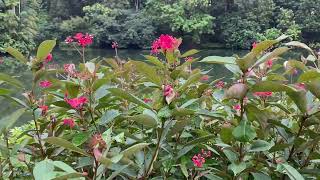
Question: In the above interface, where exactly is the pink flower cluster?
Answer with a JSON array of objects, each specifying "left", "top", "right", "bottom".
[
  {"left": 112, "top": 41, "right": 118, "bottom": 49},
  {"left": 45, "top": 53, "right": 53, "bottom": 63},
  {"left": 215, "top": 81, "right": 225, "bottom": 89},
  {"left": 63, "top": 118, "right": 75, "bottom": 128},
  {"left": 64, "top": 64, "right": 76, "bottom": 76},
  {"left": 151, "top": 34, "right": 181, "bottom": 54},
  {"left": 65, "top": 95, "right": 88, "bottom": 109},
  {"left": 65, "top": 33, "right": 94, "bottom": 47},
  {"left": 163, "top": 85, "right": 174, "bottom": 97},
  {"left": 39, "top": 80, "right": 52, "bottom": 88},
  {"left": 192, "top": 149, "right": 212, "bottom": 168},
  {"left": 253, "top": 92, "right": 273, "bottom": 98},
  {"left": 39, "top": 105, "right": 48, "bottom": 116}
]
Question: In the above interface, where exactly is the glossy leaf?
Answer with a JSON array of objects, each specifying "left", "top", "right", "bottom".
[
  {"left": 232, "top": 120, "right": 256, "bottom": 142},
  {"left": 200, "top": 56, "right": 237, "bottom": 64},
  {"left": 129, "top": 114, "right": 158, "bottom": 128},
  {"left": 180, "top": 49, "right": 199, "bottom": 58},
  {"left": 0, "top": 73, "right": 23, "bottom": 88},
  {"left": 249, "top": 140, "right": 273, "bottom": 152},
  {"left": 0, "top": 108, "right": 25, "bottom": 135},
  {"left": 44, "top": 137, "right": 90, "bottom": 156},
  {"left": 5, "top": 47, "right": 28, "bottom": 64},
  {"left": 108, "top": 88, "right": 152, "bottom": 110},
  {"left": 132, "top": 61, "right": 162, "bottom": 86},
  {"left": 121, "top": 143, "right": 149, "bottom": 157},
  {"left": 279, "top": 163, "right": 305, "bottom": 180},
  {"left": 37, "top": 40, "right": 56, "bottom": 61}
]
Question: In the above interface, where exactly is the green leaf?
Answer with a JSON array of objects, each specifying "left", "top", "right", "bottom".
[
  {"left": 0, "top": 73, "right": 23, "bottom": 88},
  {"left": 33, "top": 159, "right": 55, "bottom": 180},
  {"left": 252, "top": 40, "right": 278, "bottom": 54},
  {"left": 129, "top": 114, "right": 157, "bottom": 128},
  {"left": 5, "top": 47, "right": 28, "bottom": 64},
  {"left": 0, "top": 88, "right": 13, "bottom": 95},
  {"left": 52, "top": 173, "right": 84, "bottom": 180},
  {"left": 166, "top": 51, "right": 176, "bottom": 64},
  {"left": 178, "top": 72, "right": 201, "bottom": 92},
  {"left": 254, "top": 47, "right": 290, "bottom": 67},
  {"left": 269, "top": 144, "right": 291, "bottom": 153},
  {"left": 108, "top": 88, "right": 152, "bottom": 110},
  {"left": 100, "top": 109, "right": 120, "bottom": 125},
  {"left": 220, "top": 127, "right": 234, "bottom": 144},
  {"left": 106, "top": 165, "right": 129, "bottom": 180},
  {"left": 228, "top": 162, "right": 246, "bottom": 176},
  {"left": 132, "top": 61, "right": 162, "bottom": 86},
  {"left": 279, "top": 163, "right": 305, "bottom": 180},
  {"left": 306, "top": 80, "right": 320, "bottom": 99},
  {"left": 200, "top": 56, "right": 236, "bottom": 64},
  {"left": 298, "top": 70, "right": 320, "bottom": 83},
  {"left": 52, "top": 161, "right": 76, "bottom": 173},
  {"left": 249, "top": 140, "right": 273, "bottom": 152},
  {"left": 121, "top": 143, "right": 149, "bottom": 157},
  {"left": 0, "top": 108, "right": 25, "bottom": 135},
  {"left": 37, "top": 40, "right": 56, "bottom": 61},
  {"left": 143, "top": 55, "right": 165, "bottom": 69},
  {"left": 184, "top": 135, "right": 215, "bottom": 146},
  {"left": 285, "top": 41, "right": 315, "bottom": 56},
  {"left": 285, "top": 60, "right": 308, "bottom": 72},
  {"left": 232, "top": 120, "right": 256, "bottom": 142},
  {"left": 251, "top": 172, "right": 271, "bottom": 180},
  {"left": 180, "top": 49, "right": 199, "bottom": 58},
  {"left": 72, "top": 133, "right": 89, "bottom": 146},
  {"left": 44, "top": 137, "right": 90, "bottom": 156}
]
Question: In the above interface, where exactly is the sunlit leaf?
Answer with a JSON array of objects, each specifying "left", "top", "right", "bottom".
[
  {"left": 37, "top": 40, "right": 56, "bottom": 61},
  {"left": 5, "top": 47, "right": 28, "bottom": 64}
]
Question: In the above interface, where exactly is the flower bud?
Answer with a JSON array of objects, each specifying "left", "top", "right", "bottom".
[{"left": 225, "top": 83, "right": 248, "bottom": 99}]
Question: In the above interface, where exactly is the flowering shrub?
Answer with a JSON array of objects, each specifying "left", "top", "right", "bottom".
[{"left": 1, "top": 34, "right": 320, "bottom": 179}]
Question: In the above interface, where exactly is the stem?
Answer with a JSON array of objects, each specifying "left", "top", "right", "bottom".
[
  {"left": 4, "top": 131, "right": 14, "bottom": 180},
  {"left": 145, "top": 121, "right": 165, "bottom": 178},
  {"left": 287, "top": 116, "right": 307, "bottom": 161},
  {"left": 32, "top": 110, "right": 46, "bottom": 159},
  {"left": 238, "top": 98, "right": 245, "bottom": 162},
  {"left": 93, "top": 158, "right": 99, "bottom": 179},
  {"left": 82, "top": 46, "right": 85, "bottom": 64}
]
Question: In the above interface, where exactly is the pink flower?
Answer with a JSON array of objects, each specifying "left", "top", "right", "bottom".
[
  {"left": 64, "top": 64, "right": 76, "bottom": 76},
  {"left": 63, "top": 118, "right": 75, "bottom": 128},
  {"left": 45, "top": 53, "right": 53, "bottom": 63},
  {"left": 266, "top": 59, "right": 273, "bottom": 68},
  {"left": 201, "top": 149, "right": 212, "bottom": 158},
  {"left": 65, "top": 96, "right": 88, "bottom": 109},
  {"left": 254, "top": 92, "right": 273, "bottom": 98},
  {"left": 112, "top": 41, "right": 118, "bottom": 49},
  {"left": 233, "top": 104, "right": 241, "bottom": 111},
  {"left": 163, "top": 85, "right": 174, "bottom": 97},
  {"left": 151, "top": 34, "right": 181, "bottom": 54},
  {"left": 215, "top": 81, "right": 225, "bottom": 89},
  {"left": 73, "top": 33, "right": 93, "bottom": 47},
  {"left": 143, "top": 98, "right": 152, "bottom": 103},
  {"left": 65, "top": 36, "right": 74, "bottom": 44},
  {"left": 185, "top": 57, "right": 193, "bottom": 61},
  {"left": 252, "top": 42, "right": 257, "bottom": 49},
  {"left": 295, "top": 83, "right": 306, "bottom": 91},
  {"left": 192, "top": 154, "right": 205, "bottom": 168},
  {"left": 39, "top": 80, "right": 52, "bottom": 88},
  {"left": 201, "top": 75, "right": 209, "bottom": 81},
  {"left": 39, "top": 105, "right": 48, "bottom": 116}
]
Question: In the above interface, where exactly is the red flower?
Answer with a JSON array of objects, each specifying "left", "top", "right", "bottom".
[
  {"left": 266, "top": 59, "right": 273, "bottom": 68},
  {"left": 63, "top": 118, "right": 75, "bottom": 128},
  {"left": 39, "top": 80, "right": 52, "bottom": 88},
  {"left": 201, "top": 75, "right": 209, "bottom": 81},
  {"left": 73, "top": 33, "right": 93, "bottom": 47},
  {"left": 215, "top": 81, "right": 225, "bottom": 89},
  {"left": 39, "top": 105, "right": 48, "bottom": 116},
  {"left": 65, "top": 96, "right": 88, "bottom": 109},
  {"left": 64, "top": 64, "right": 76, "bottom": 76},
  {"left": 252, "top": 42, "right": 257, "bottom": 49},
  {"left": 143, "top": 98, "right": 152, "bottom": 103},
  {"left": 233, "top": 104, "right": 241, "bottom": 111},
  {"left": 45, "top": 53, "right": 53, "bottom": 63},
  {"left": 254, "top": 92, "right": 273, "bottom": 98},
  {"left": 65, "top": 36, "right": 74, "bottom": 44},
  {"left": 151, "top": 34, "right": 181, "bottom": 54},
  {"left": 112, "top": 41, "right": 118, "bottom": 49},
  {"left": 192, "top": 154, "right": 206, "bottom": 168},
  {"left": 163, "top": 85, "right": 174, "bottom": 97}
]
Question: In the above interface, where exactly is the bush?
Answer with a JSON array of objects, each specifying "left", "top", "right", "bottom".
[{"left": 1, "top": 34, "right": 320, "bottom": 179}]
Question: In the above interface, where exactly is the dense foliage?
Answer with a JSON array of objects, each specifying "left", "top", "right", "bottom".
[
  {"left": 2, "top": 0, "right": 320, "bottom": 52},
  {"left": 1, "top": 34, "right": 320, "bottom": 179}
]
